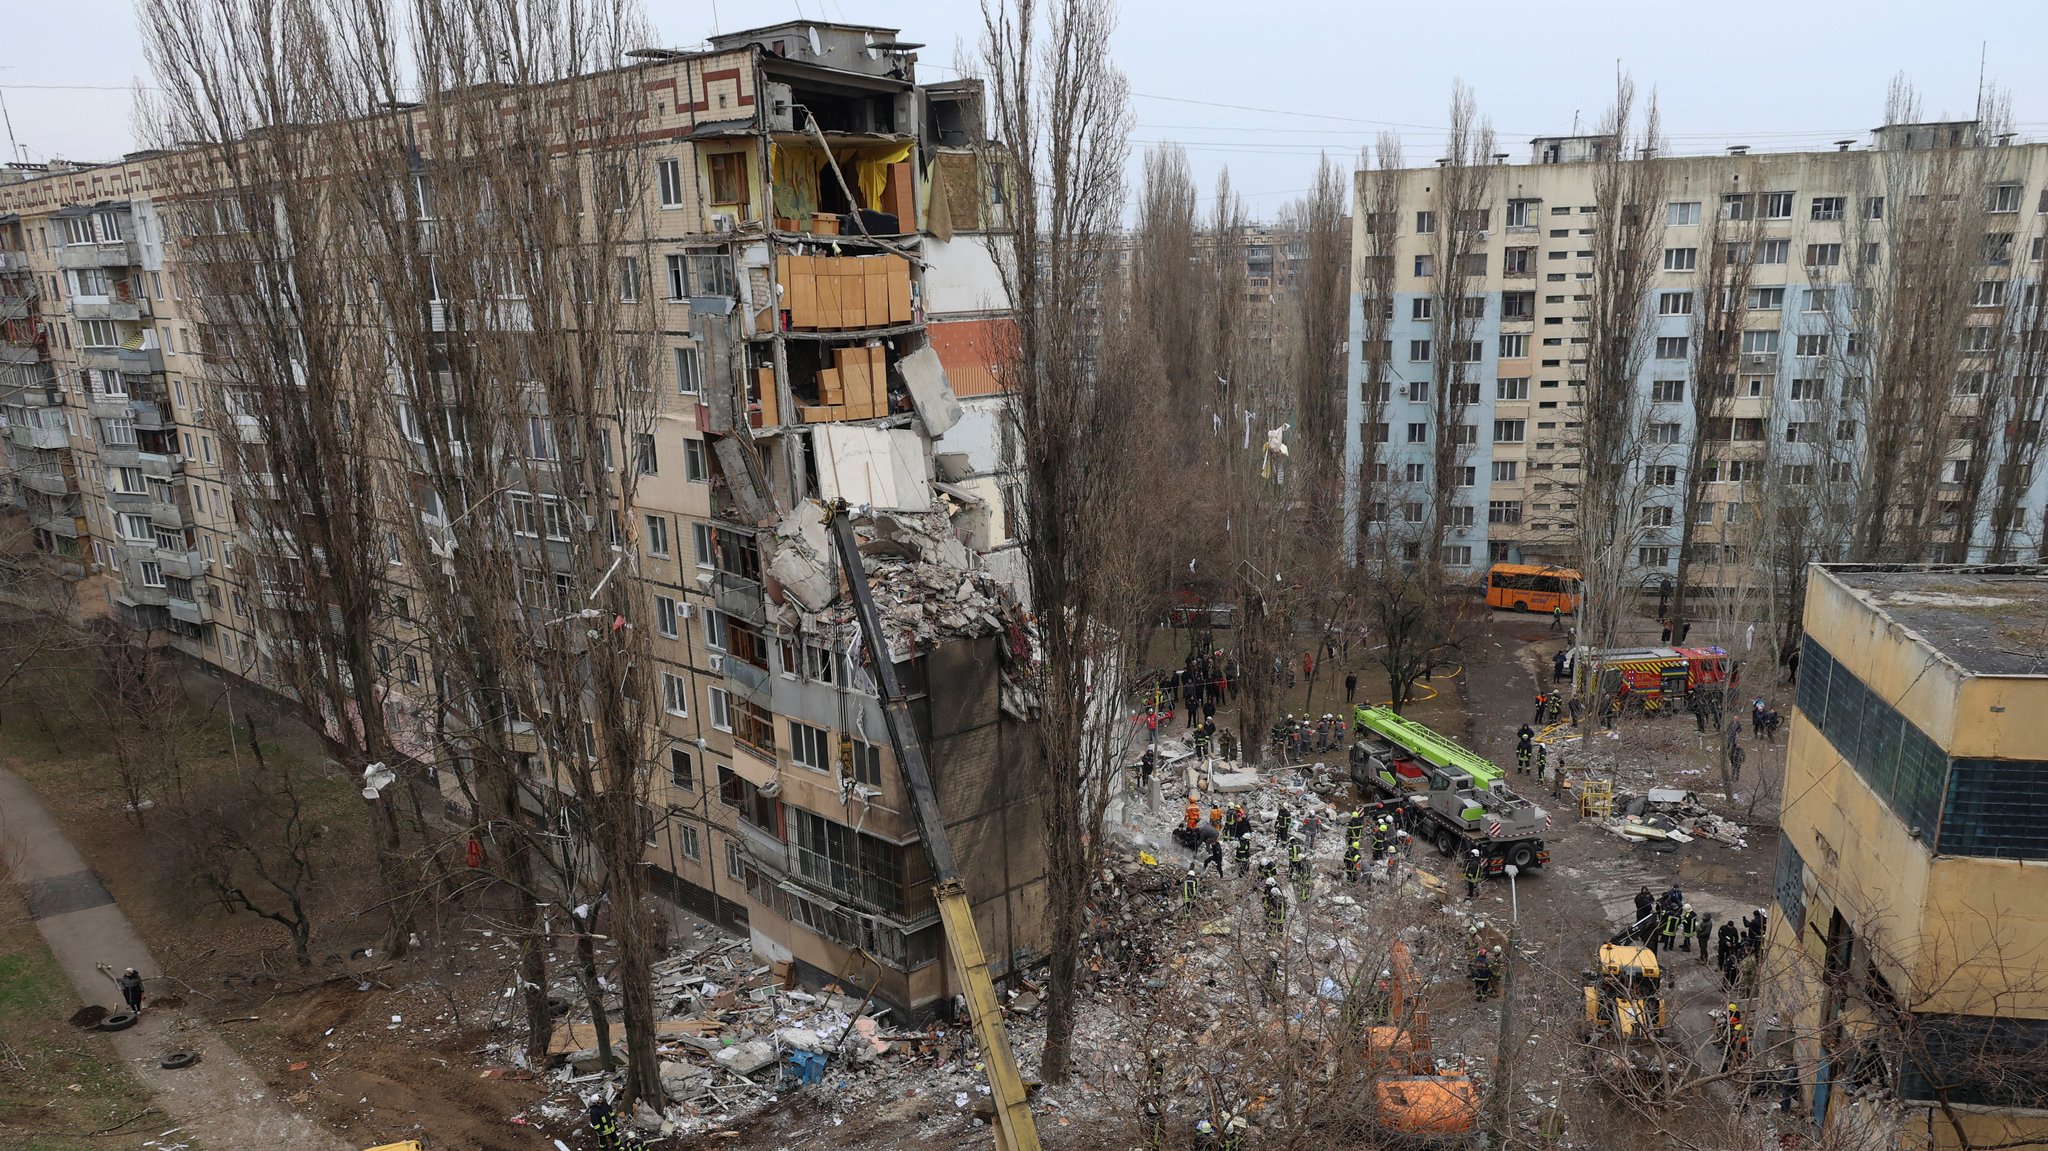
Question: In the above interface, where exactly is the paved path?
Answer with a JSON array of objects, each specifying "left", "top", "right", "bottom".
[{"left": 0, "top": 765, "right": 350, "bottom": 1151}]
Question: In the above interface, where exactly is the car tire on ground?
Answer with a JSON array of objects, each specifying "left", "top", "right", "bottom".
[
  {"left": 159, "top": 1051, "right": 200, "bottom": 1070},
  {"left": 98, "top": 1011, "right": 137, "bottom": 1032}
]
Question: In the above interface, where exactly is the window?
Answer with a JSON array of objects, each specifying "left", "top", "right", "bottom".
[
  {"left": 1406, "top": 422, "right": 1428, "bottom": 444},
  {"left": 636, "top": 432, "right": 658, "bottom": 474},
  {"left": 525, "top": 416, "right": 557, "bottom": 459},
  {"left": 1658, "top": 291, "right": 1693, "bottom": 315},
  {"left": 657, "top": 158, "right": 684, "bottom": 207},
  {"left": 655, "top": 595, "right": 679, "bottom": 638},
  {"left": 1491, "top": 460, "right": 1519, "bottom": 481},
  {"left": 114, "top": 466, "right": 145, "bottom": 494},
  {"left": 707, "top": 685, "right": 732, "bottom": 731},
  {"left": 683, "top": 437, "right": 709, "bottom": 482},
  {"left": 1984, "top": 232, "right": 2016, "bottom": 264},
  {"left": 705, "top": 609, "right": 728, "bottom": 650},
  {"left": 1415, "top": 210, "right": 1436, "bottom": 234},
  {"left": 1859, "top": 242, "right": 1880, "bottom": 264},
  {"left": 1964, "top": 325, "right": 1997, "bottom": 353},
  {"left": 1836, "top": 420, "right": 1857, "bottom": 441},
  {"left": 1409, "top": 340, "right": 1432, "bottom": 362},
  {"left": 616, "top": 256, "right": 640, "bottom": 302},
  {"left": 1401, "top": 462, "right": 1427, "bottom": 484},
  {"left": 666, "top": 253, "right": 688, "bottom": 299},
  {"left": 646, "top": 514, "right": 670, "bottom": 557},
  {"left": 1803, "top": 287, "right": 1835, "bottom": 312},
  {"left": 1667, "top": 201, "right": 1700, "bottom": 226},
  {"left": 1796, "top": 334, "right": 1830, "bottom": 358},
  {"left": 101, "top": 417, "right": 137, "bottom": 446},
  {"left": 1651, "top": 379, "right": 1685, "bottom": 403},
  {"left": 790, "top": 721, "right": 831, "bottom": 772},
  {"left": 1805, "top": 243, "right": 1841, "bottom": 267},
  {"left": 1758, "top": 239, "right": 1789, "bottom": 265},
  {"left": 1401, "top": 502, "right": 1424, "bottom": 524},
  {"left": 1411, "top": 297, "right": 1434, "bottom": 320},
  {"left": 687, "top": 253, "right": 735, "bottom": 296},
  {"left": 1440, "top": 545, "right": 1472, "bottom": 566},
  {"left": 1640, "top": 505, "right": 1674, "bottom": 527},
  {"left": 1413, "top": 255, "right": 1434, "bottom": 278},
  {"left": 1741, "top": 329, "right": 1780, "bottom": 355},
  {"left": 1748, "top": 287, "right": 1785, "bottom": 311},
  {"left": 1785, "top": 422, "right": 1811, "bottom": 442},
  {"left": 667, "top": 747, "right": 696, "bottom": 791},
  {"left": 692, "top": 523, "right": 716, "bottom": 569},
  {"left": 1461, "top": 254, "right": 1487, "bottom": 276},
  {"left": 1976, "top": 280, "right": 2008, "bottom": 307},
  {"left": 1504, "top": 247, "right": 1534, "bottom": 275},
  {"left": 1663, "top": 247, "right": 1697, "bottom": 272},
  {"left": 1447, "top": 505, "right": 1475, "bottom": 527},
  {"left": 1646, "top": 465, "right": 1678, "bottom": 486},
  {"left": 1492, "top": 419, "right": 1525, "bottom": 443},
  {"left": 1722, "top": 193, "right": 1752, "bottom": 221},
  {"left": 1487, "top": 500, "right": 1523, "bottom": 524},
  {"left": 1763, "top": 191, "right": 1794, "bottom": 219},
  {"left": 707, "top": 152, "right": 748, "bottom": 206},
  {"left": 1861, "top": 195, "right": 1886, "bottom": 220},
  {"left": 1496, "top": 377, "right": 1528, "bottom": 400},
  {"left": 1406, "top": 380, "right": 1430, "bottom": 403},
  {"left": 1810, "top": 196, "right": 1845, "bottom": 221},
  {"left": 1455, "top": 340, "right": 1483, "bottom": 363},
  {"left": 1987, "top": 183, "right": 2022, "bottom": 213},
  {"left": 1650, "top": 422, "right": 1681, "bottom": 444},
  {"left": 1790, "top": 378, "right": 1825, "bottom": 400},
  {"left": 732, "top": 698, "right": 775, "bottom": 756},
  {"left": 1638, "top": 547, "right": 1670, "bottom": 567},
  {"left": 1501, "top": 291, "right": 1534, "bottom": 320},
  {"left": 1655, "top": 336, "right": 1689, "bottom": 360},
  {"left": 542, "top": 496, "right": 573, "bottom": 540},
  {"left": 79, "top": 319, "right": 121, "bottom": 347}
]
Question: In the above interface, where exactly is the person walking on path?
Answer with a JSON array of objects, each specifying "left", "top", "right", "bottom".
[
  {"left": 1551, "top": 604, "right": 1563, "bottom": 631},
  {"left": 1344, "top": 671, "right": 1358, "bottom": 706},
  {"left": 118, "top": 967, "right": 144, "bottom": 1013}
]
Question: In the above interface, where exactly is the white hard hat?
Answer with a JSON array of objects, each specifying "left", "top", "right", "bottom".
[
  {"left": 1197, "top": 1120, "right": 1214, "bottom": 1134},
  {"left": 1684, "top": 903, "right": 1694, "bottom": 912},
  {"left": 1470, "top": 849, "right": 1480, "bottom": 857}
]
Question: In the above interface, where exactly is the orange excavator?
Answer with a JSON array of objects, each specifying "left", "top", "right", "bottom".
[{"left": 1365, "top": 941, "right": 1478, "bottom": 1143}]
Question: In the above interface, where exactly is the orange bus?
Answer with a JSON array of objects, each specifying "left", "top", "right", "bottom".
[{"left": 1486, "top": 563, "right": 1581, "bottom": 615}]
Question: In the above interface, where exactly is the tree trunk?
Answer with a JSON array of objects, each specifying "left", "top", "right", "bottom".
[{"left": 574, "top": 919, "right": 614, "bottom": 1072}]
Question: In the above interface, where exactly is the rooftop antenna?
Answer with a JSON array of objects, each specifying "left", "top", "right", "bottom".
[
  {"left": 0, "top": 69, "right": 22, "bottom": 164},
  {"left": 1975, "top": 41, "right": 1986, "bottom": 123}
]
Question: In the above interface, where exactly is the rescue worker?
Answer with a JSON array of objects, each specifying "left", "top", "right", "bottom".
[
  {"left": 1694, "top": 911, "right": 1713, "bottom": 963},
  {"left": 1343, "top": 839, "right": 1362, "bottom": 883},
  {"left": 1346, "top": 807, "right": 1366, "bottom": 852},
  {"left": 1533, "top": 691, "right": 1549, "bottom": 724},
  {"left": 1220, "top": 1113, "right": 1249, "bottom": 1151},
  {"left": 1464, "top": 849, "right": 1485, "bottom": 899},
  {"left": 1143, "top": 1049, "right": 1167, "bottom": 1147},
  {"left": 1206, "top": 837, "right": 1224, "bottom": 877},
  {"left": 1258, "top": 855, "right": 1279, "bottom": 887},
  {"left": 1568, "top": 694, "right": 1582, "bottom": 726},
  {"left": 1469, "top": 946, "right": 1495, "bottom": 1000},
  {"left": 1275, "top": 802, "right": 1293, "bottom": 841},
  {"left": 1234, "top": 833, "right": 1253, "bottom": 877},
  {"left": 1262, "top": 880, "right": 1287, "bottom": 935},
  {"left": 1208, "top": 804, "right": 1224, "bottom": 831},
  {"left": 1516, "top": 723, "right": 1535, "bottom": 774},
  {"left": 1194, "top": 1119, "right": 1217, "bottom": 1151},
  {"left": 1181, "top": 868, "right": 1199, "bottom": 914},
  {"left": 1546, "top": 693, "right": 1563, "bottom": 724},
  {"left": 1679, "top": 904, "right": 1697, "bottom": 953},
  {"left": 1657, "top": 903, "right": 1682, "bottom": 954},
  {"left": 1301, "top": 807, "right": 1325, "bottom": 850},
  {"left": 1192, "top": 723, "right": 1211, "bottom": 757},
  {"left": 1536, "top": 742, "right": 1549, "bottom": 780},
  {"left": 1185, "top": 797, "right": 1201, "bottom": 833},
  {"left": 1371, "top": 819, "right": 1389, "bottom": 862},
  {"left": 1261, "top": 951, "right": 1285, "bottom": 1003},
  {"left": 1287, "top": 833, "right": 1308, "bottom": 881},
  {"left": 1634, "top": 885, "right": 1655, "bottom": 925},
  {"left": 1746, "top": 907, "right": 1769, "bottom": 952}
]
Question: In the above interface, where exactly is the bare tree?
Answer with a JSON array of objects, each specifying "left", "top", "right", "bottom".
[
  {"left": 189, "top": 717, "right": 321, "bottom": 967},
  {"left": 1422, "top": 87, "right": 1494, "bottom": 583},
  {"left": 975, "top": 0, "right": 1142, "bottom": 1081},
  {"left": 1348, "top": 134, "right": 1404, "bottom": 565},
  {"left": 1571, "top": 77, "right": 1668, "bottom": 653}
]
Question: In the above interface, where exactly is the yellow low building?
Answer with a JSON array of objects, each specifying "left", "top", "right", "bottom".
[{"left": 1768, "top": 565, "right": 2048, "bottom": 1148}]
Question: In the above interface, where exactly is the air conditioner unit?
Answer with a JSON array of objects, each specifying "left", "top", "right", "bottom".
[
  {"left": 1745, "top": 354, "right": 1771, "bottom": 367},
  {"left": 1477, "top": 230, "right": 1490, "bottom": 241},
  {"left": 677, "top": 603, "right": 694, "bottom": 618},
  {"left": 709, "top": 653, "right": 725, "bottom": 672},
  {"left": 711, "top": 214, "right": 735, "bottom": 233}
]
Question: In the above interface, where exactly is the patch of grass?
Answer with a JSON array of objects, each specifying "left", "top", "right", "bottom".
[{"left": 0, "top": 887, "right": 158, "bottom": 1151}]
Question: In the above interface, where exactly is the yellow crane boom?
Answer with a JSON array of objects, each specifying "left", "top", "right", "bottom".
[{"left": 826, "top": 504, "right": 1041, "bottom": 1151}]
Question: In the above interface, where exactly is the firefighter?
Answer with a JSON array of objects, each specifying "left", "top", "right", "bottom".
[
  {"left": 1533, "top": 691, "right": 1549, "bottom": 724},
  {"left": 1143, "top": 1048, "right": 1167, "bottom": 1147},
  {"left": 1181, "top": 868, "right": 1199, "bottom": 914},
  {"left": 1516, "top": 723, "right": 1534, "bottom": 774},
  {"left": 1343, "top": 839, "right": 1362, "bottom": 883},
  {"left": 1536, "top": 742, "right": 1549, "bottom": 780},
  {"left": 1346, "top": 807, "right": 1366, "bottom": 853},
  {"left": 1464, "top": 849, "right": 1485, "bottom": 899},
  {"left": 1220, "top": 1113, "right": 1249, "bottom": 1151},
  {"left": 1287, "top": 833, "right": 1308, "bottom": 881},
  {"left": 1262, "top": 879, "right": 1287, "bottom": 934},
  {"left": 1235, "top": 832, "right": 1253, "bottom": 877},
  {"left": 1679, "top": 904, "right": 1698, "bottom": 953},
  {"left": 1206, "top": 837, "right": 1224, "bottom": 877},
  {"left": 1258, "top": 854, "right": 1279, "bottom": 887},
  {"left": 1657, "top": 903, "right": 1682, "bottom": 954},
  {"left": 1370, "top": 819, "right": 1388, "bottom": 862},
  {"left": 1546, "top": 693, "right": 1563, "bottom": 724},
  {"left": 1469, "top": 946, "right": 1495, "bottom": 1000},
  {"left": 1261, "top": 950, "right": 1285, "bottom": 1003},
  {"left": 1717, "top": 917, "right": 1741, "bottom": 967}
]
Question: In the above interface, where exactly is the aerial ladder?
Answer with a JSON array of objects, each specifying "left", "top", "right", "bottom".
[{"left": 825, "top": 503, "right": 1042, "bottom": 1151}]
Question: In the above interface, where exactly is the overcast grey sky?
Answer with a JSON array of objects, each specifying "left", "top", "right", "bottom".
[{"left": 7, "top": 0, "right": 2047, "bottom": 219}]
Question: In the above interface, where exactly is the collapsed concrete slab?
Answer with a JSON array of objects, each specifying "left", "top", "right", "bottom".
[{"left": 895, "top": 345, "right": 962, "bottom": 436}]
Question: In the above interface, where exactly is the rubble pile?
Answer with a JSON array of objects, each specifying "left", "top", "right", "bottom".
[{"left": 1602, "top": 788, "right": 1750, "bottom": 849}]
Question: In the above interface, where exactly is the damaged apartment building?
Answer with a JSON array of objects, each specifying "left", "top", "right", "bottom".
[{"left": 0, "top": 19, "right": 1041, "bottom": 1017}]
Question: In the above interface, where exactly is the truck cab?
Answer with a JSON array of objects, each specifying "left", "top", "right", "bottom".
[{"left": 1583, "top": 943, "right": 1667, "bottom": 1038}]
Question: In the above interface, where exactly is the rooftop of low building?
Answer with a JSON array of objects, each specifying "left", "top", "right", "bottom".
[{"left": 1822, "top": 564, "right": 2048, "bottom": 676}]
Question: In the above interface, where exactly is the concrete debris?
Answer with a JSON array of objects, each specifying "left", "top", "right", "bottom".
[
  {"left": 712, "top": 1040, "right": 778, "bottom": 1076},
  {"left": 895, "top": 346, "right": 963, "bottom": 436},
  {"left": 1206, "top": 771, "right": 1262, "bottom": 793}
]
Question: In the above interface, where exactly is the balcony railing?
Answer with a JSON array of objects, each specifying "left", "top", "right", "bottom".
[
  {"left": 9, "top": 423, "right": 68, "bottom": 450},
  {"left": 56, "top": 241, "right": 139, "bottom": 271}
]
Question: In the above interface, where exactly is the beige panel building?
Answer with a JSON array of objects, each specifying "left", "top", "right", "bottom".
[
  {"left": 1767, "top": 564, "right": 2048, "bottom": 1145},
  {"left": 0, "top": 20, "right": 1038, "bottom": 1016}
]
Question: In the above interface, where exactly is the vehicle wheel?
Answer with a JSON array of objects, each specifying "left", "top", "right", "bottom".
[
  {"left": 159, "top": 1051, "right": 200, "bottom": 1070},
  {"left": 1509, "top": 843, "right": 1535, "bottom": 869},
  {"left": 1513, "top": 601, "right": 1529, "bottom": 613},
  {"left": 98, "top": 1011, "right": 137, "bottom": 1032},
  {"left": 1437, "top": 828, "right": 1461, "bottom": 856}
]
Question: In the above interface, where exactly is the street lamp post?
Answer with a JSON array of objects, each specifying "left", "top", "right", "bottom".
[{"left": 1491, "top": 863, "right": 1522, "bottom": 1146}]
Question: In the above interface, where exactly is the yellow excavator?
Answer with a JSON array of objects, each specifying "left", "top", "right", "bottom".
[{"left": 827, "top": 503, "right": 1042, "bottom": 1151}]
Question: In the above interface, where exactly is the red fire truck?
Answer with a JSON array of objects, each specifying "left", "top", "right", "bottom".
[{"left": 1581, "top": 646, "right": 1729, "bottom": 706}]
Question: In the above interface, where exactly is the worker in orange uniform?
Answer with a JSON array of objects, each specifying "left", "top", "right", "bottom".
[
  {"left": 1185, "top": 797, "right": 1201, "bottom": 832},
  {"left": 1208, "top": 804, "right": 1223, "bottom": 830}
]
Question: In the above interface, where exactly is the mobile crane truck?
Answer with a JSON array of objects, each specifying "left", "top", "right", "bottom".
[
  {"left": 1349, "top": 706, "right": 1551, "bottom": 874},
  {"left": 826, "top": 503, "right": 1041, "bottom": 1151}
]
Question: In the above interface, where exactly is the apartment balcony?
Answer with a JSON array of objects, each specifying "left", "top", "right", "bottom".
[
  {"left": 158, "top": 549, "right": 207, "bottom": 581},
  {"left": 87, "top": 392, "right": 135, "bottom": 420},
  {"left": 167, "top": 592, "right": 207, "bottom": 625},
  {"left": 0, "top": 251, "right": 28, "bottom": 272},
  {"left": 231, "top": 414, "right": 262, "bottom": 443},
  {"left": 70, "top": 298, "right": 148, "bottom": 322},
  {"left": 1739, "top": 352, "right": 1779, "bottom": 374},
  {"left": 30, "top": 507, "right": 83, "bottom": 538},
  {"left": 0, "top": 295, "right": 30, "bottom": 322},
  {"left": 9, "top": 423, "right": 68, "bottom": 450},
  {"left": 149, "top": 496, "right": 189, "bottom": 531},
  {"left": 0, "top": 342, "right": 42, "bottom": 366},
  {"left": 19, "top": 465, "right": 73, "bottom": 498},
  {"left": 107, "top": 488, "right": 153, "bottom": 515},
  {"left": 713, "top": 571, "right": 765, "bottom": 627},
  {"left": 130, "top": 399, "right": 172, "bottom": 431},
  {"left": 56, "top": 240, "right": 139, "bottom": 271},
  {"left": 78, "top": 346, "right": 164, "bottom": 375},
  {"left": 137, "top": 451, "right": 183, "bottom": 479},
  {"left": 119, "top": 579, "right": 171, "bottom": 608},
  {"left": 733, "top": 817, "right": 789, "bottom": 877},
  {"left": 98, "top": 444, "right": 141, "bottom": 469}
]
